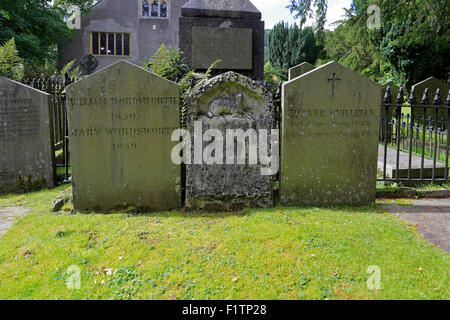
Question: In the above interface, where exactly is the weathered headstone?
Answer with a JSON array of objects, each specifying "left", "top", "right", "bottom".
[
  {"left": 66, "top": 61, "right": 181, "bottom": 211},
  {"left": 412, "top": 77, "right": 449, "bottom": 123},
  {"left": 179, "top": 0, "right": 265, "bottom": 80},
  {"left": 412, "top": 77, "right": 449, "bottom": 102},
  {"left": 0, "top": 77, "right": 55, "bottom": 193},
  {"left": 281, "top": 61, "right": 382, "bottom": 206},
  {"left": 184, "top": 71, "right": 276, "bottom": 210},
  {"left": 288, "top": 62, "right": 315, "bottom": 80}
]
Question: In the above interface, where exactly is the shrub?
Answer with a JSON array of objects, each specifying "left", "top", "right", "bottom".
[
  {"left": 264, "top": 61, "right": 287, "bottom": 95},
  {"left": 0, "top": 38, "right": 24, "bottom": 80},
  {"left": 142, "top": 43, "right": 189, "bottom": 82}
]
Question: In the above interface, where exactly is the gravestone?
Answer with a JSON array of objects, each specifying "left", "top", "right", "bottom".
[
  {"left": 412, "top": 77, "right": 449, "bottom": 103},
  {"left": 281, "top": 61, "right": 382, "bottom": 206},
  {"left": 66, "top": 61, "right": 181, "bottom": 212},
  {"left": 184, "top": 71, "right": 276, "bottom": 210},
  {"left": 288, "top": 62, "right": 315, "bottom": 80},
  {"left": 412, "top": 77, "right": 449, "bottom": 123},
  {"left": 179, "top": 0, "right": 265, "bottom": 80},
  {"left": 0, "top": 77, "right": 55, "bottom": 193}
]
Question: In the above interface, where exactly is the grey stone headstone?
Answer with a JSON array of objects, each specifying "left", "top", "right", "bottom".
[
  {"left": 192, "top": 26, "right": 253, "bottom": 70},
  {"left": 66, "top": 61, "right": 181, "bottom": 212},
  {"left": 412, "top": 77, "right": 449, "bottom": 123},
  {"left": 0, "top": 77, "right": 55, "bottom": 193},
  {"left": 288, "top": 62, "right": 315, "bottom": 80},
  {"left": 412, "top": 77, "right": 449, "bottom": 103},
  {"left": 185, "top": 71, "right": 275, "bottom": 210},
  {"left": 281, "top": 61, "right": 382, "bottom": 206},
  {"left": 179, "top": 0, "right": 265, "bottom": 80}
]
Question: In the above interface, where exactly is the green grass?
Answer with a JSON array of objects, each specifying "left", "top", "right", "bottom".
[
  {"left": 417, "top": 183, "right": 450, "bottom": 190},
  {"left": 56, "top": 166, "right": 71, "bottom": 176},
  {"left": 0, "top": 187, "right": 448, "bottom": 300}
]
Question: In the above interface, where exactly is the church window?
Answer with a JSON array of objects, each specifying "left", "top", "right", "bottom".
[
  {"left": 140, "top": 0, "right": 169, "bottom": 18},
  {"left": 91, "top": 32, "right": 131, "bottom": 57},
  {"left": 151, "top": 1, "right": 159, "bottom": 17}
]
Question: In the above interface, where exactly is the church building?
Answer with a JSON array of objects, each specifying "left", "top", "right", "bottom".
[{"left": 61, "top": 0, "right": 189, "bottom": 74}]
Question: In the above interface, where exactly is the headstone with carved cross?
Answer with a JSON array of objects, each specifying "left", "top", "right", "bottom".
[{"left": 281, "top": 61, "right": 382, "bottom": 206}]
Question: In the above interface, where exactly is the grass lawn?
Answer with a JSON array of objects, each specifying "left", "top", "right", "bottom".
[{"left": 0, "top": 187, "right": 448, "bottom": 300}]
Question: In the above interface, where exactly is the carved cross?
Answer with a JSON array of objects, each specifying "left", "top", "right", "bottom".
[{"left": 328, "top": 73, "right": 341, "bottom": 97}]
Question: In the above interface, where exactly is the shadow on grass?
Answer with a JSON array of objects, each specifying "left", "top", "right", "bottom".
[{"left": 72, "top": 203, "right": 382, "bottom": 220}]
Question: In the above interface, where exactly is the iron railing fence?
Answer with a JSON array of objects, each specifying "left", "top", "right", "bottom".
[
  {"left": 20, "top": 74, "right": 74, "bottom": 182},
  {"left": 379, "top": 86, "right": 450, "bottom": 184}
]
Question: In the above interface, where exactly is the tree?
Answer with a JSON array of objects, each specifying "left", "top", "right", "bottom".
[
  {"left": 289, "top": 0, "right": 449, "bottom": 86},
  {"left": 346, "top": 0, "right": 449, "bottom": 86},
  {"left": 53, "top": 0, "right": 99, "bottom": 12},
  {"left": 268, "top": 22, "right": 322, "bottom": 70},
  {"left": 268, "top": 22, "right": 289, "bottom": 69},
  {"left": 0, "top": 0, "right": 97, "bottom": 73},
  {"left": 320, "top": 23, "right": 385, "bottom": 81},
  {"left": 287, "top": 0, "right": 328, "bottom": 42}
]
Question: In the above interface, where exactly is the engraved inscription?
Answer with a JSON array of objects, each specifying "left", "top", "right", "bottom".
[
  {"left": 68, "top": 95, "right": 180, "bottom": 153},
  {"left": 0, "top": 95, "right": 40, "bottom": 139},
  {"left": 67, "top": 96, "right": 179, "bottom": 109},
  {"left": 286, "top": 107, "right": 378, "bottom": 138},
  {"left": 192, "top": 26, "right": 253, "bottom": 70}
]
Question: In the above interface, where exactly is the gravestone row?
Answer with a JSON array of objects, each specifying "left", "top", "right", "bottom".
[
  {"left": 61, "top": 60, "right": 382, "bottom": 211},
  {"left": 0, "top": 59, "right": 384, "bottom": 210}
]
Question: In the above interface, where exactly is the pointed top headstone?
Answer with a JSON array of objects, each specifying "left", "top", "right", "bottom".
[
  {"left": 288, "top": 62, "right": 315, "bottom": 80},
  {"left": 182, "top": 0, "right": 261, "bottom": 20},
  {"left": 281, "top": 61, "right": 382, "bottom": 206},
  {"left": 66, "top": 60, "right": 181, "bottom": 212},
  {"left": 412, "top": 77, "right": 449, "bottom": 104}
]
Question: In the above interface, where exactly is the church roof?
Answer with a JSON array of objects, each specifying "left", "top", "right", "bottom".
[{"left": 181, "top": 0, "right": 261, "bottom": 20}]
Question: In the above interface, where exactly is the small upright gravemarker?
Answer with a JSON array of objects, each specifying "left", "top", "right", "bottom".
[{"left": 281, "top": 61, "right": 382, "bottom": 206}]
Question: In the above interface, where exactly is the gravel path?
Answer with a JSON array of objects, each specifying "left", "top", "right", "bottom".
[
  {"left": 0, "top": 207, "right": 30, "bottom": 237},
  {"left": 379, "top": 199, "right": 450, "bottom": 253}
]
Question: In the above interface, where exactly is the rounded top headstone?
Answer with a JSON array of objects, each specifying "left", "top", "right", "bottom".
[{"left": 181, "top": 0, "right": 262, "bottom": 20}]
